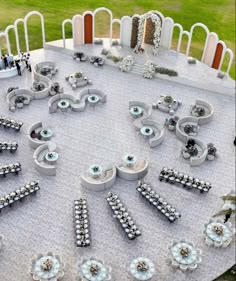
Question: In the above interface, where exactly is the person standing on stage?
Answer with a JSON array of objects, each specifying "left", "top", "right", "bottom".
[
  {"left": 15, "top": 60, "right": 21, "bottom": 76},
  {"left": 27, "top": 54, "right": 31, "bottom": 72}
]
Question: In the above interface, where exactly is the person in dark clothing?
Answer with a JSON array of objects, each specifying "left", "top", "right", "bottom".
[
  {"left": 27, "top": 55, "right": 31, "bottom": 72},
  {"left": 3, "top": 55, "right": 8, "bottom": 69},
  {"left": 224, "top": 208, "right": 232, "bottom": 223},
  {"left": 15, "top": 60, "right": 21, "bottom": 76}
]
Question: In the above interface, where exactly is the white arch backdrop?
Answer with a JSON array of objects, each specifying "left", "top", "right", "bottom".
[
  {"left": 0, "top": 11, "right": 45, "bottom": 56},
  {"left": 0, "top": 8, "right": 234, "bottom": 77}
]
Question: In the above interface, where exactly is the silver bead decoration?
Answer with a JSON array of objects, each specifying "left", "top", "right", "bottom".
[
  {"left": 106, "top": 192, "right": 141, "bottom": 240},
  {"left": 74, "top": 199, "right": 91, "bottom": 247},
  {"left": 0, "top": 141, "right": 18, "bottom": 153},
  {"left": 159, "top": 167, "right": 212, "bottom": 193},
  {"left": 137, "top": 181, "right": 181, "bottom": 223},
  {"left": 0, "top": 115, "right": 23, "bottom": 131},
  {"left": 0, "top": 181, "right": 40, "bottom": 213},
  {"left": 0, "top": 162, "right": 21, "bottom": 177}
]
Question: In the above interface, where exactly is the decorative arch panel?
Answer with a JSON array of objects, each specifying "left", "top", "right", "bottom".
[{"left": 84, "top": 13, "right": 93, "bottom": 44}]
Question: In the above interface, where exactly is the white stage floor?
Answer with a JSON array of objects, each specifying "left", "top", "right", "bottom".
[
  {"left": 45, "top": 39, "right": 235, "bottom": 95},
  {"left": 0, "top": 48, "right": 235, "bottom": 281}
]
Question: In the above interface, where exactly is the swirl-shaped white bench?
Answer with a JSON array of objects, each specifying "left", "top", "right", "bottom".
[
  {"left": 78, "top": 88, "right": 107, "bottom": 103},
  {"left": 33, "top": 142, "right": 58, "bottom": 176},
  {"left": 6, "top": 88, "right": 34, "bottom": 112},
  {"left": 27, "top": 121, "right": 54, "bottom": 149},
  {"left": 116, "top": 160, "right": 148, "bottom": 181},
  {"left": 35, "top": 61, "right": 58, "bottom": 78},
  {"left": 191, "top": 99, "right": 214, "bottom": 125},
  {"left": 33, "top": 62, "right": 56, "bottom": 99},
  {"left": 176, "top": 116, "right": 199, "bottom": 143},
  {"left": 129, "top": 101, "right": 152, "bottom": 129},
  {"left": 81, "top": 166, "right": 117, "bottom": 192},
  {"left": 48, "top": 94, "right": 78, "bottom": 113},
  {"left": 183, "top": 137, "right": 208, "bottom": 167},
  {"left": 140, "top": 119, "right": 165, "bottom": 148}
]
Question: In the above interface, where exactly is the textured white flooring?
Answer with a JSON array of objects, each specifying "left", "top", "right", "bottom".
[
  {"left": 46, "top": 39, "right": 235, "bottom": 92},
  {"left": 0, "top": 48, "right": 235, "bottom": 281}
]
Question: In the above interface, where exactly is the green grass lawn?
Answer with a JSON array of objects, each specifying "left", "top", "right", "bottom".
[{"left": 0, "top": 0, "right": 235, "bottom": 79}]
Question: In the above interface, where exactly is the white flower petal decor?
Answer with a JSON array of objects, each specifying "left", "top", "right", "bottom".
[
  {"left": 77, "top": 257, "right": 112, "bottom": 281},
  {"left": 167, "top": 239, "right": 202, "bottom": 272},
  {"left": 203, "top": 218, "right": 235, "bottom": 248},
  {"left": 30, "top": 252, "right": 65, "bottom": 281},
  {"left": 129, "top": 257, "right": 156, "bottom": 280}
]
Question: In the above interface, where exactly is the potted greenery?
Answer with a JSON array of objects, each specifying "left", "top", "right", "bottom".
[{"left": 163, "top": 95, "right": 174, "bottom": 106}]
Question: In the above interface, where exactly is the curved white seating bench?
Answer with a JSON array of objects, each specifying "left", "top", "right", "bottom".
[
  {"left": 35, "top": 61, "right": 58, "bottom": 78},
  {"left": 6, "top": 88, "right": 34, "bottom": 112},
  {"left": 182, "top": 137, "right": 208, "bottom": 167},
  {"left": 48, "top": 94, "right": 79, "bottom": 113},
  {"left": 191, "top": 99, "right": 214, "bottom": 125},
  {"left": 81, "top": 166, "right": 117, "bottom": 192},
  {"left": 176, "top": 116, "right": 199, "bottom": 143},
  {"left": 33, "top": 62, "right": 55, "bottom": 99},
  {"left": 138, "top": 119, "right": 165, "bottom": 148},
  {"left": 129, "top": 101, "right": 152, "bottom": 130},
  {"left": 27, "top": 121, "right": 54, "bottom": 149},
  {"left": 73, "top": 88, "right": 106, "bottom": 111},
  {"left": 78, "top": 88, "right": 107, "bottom": 103},
  {"left": 116, "top": 156, "right": 148, "bottom": 181},
  {"left": 33, "top": 142, "right": 58, "bottom": 176}
]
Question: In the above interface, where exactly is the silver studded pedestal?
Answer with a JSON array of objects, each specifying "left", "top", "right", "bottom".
[
  {"left": 0, "top": 141, "right": 18, "bottom": 153},
  {"left": 0, "top": 162, "right": 21, "bottom": 177},
  {"left": 137, "top": 181, "right": 181, "bottom": 223},
  {"left": 0, "top": 115, "right": 23, "bottom": 131},
  {"left": 0, "top": 181, "right": 40, "bottom": 213},
  {"left": 106, "top": 192, "right": 141, "bottom": 240},
  {"left": 159, "top": 167, "right": 212, "bottom": 193},
  {"left": 74, "top": 199, "right": 91, "bottom": 247}
]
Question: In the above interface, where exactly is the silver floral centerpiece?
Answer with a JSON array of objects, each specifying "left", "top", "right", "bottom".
[
  {"left": 77, "top": 257, "right": 112, "bottom": 281},
  {"left": 167, "top": 239, "right": 202, "bottom": 272},
  {"left": 129, "top": 257, "right": 156, "bottom": 280},
  {"left": 203, "top": 218, "right": 235, "bottom": 247},
  {"left": 30, "top": 252, "right": 65, "bottom": 281}
]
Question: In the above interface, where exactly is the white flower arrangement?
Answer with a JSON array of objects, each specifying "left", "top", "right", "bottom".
[
  {"left": 120, "top": 55, "right": 135, "bottom": 72},
  {"left": 143, "top": 61, "right": 155, "bottom": 79}
]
